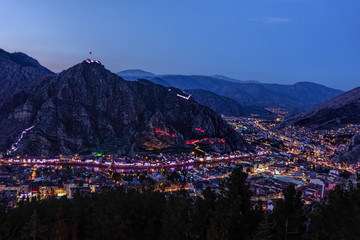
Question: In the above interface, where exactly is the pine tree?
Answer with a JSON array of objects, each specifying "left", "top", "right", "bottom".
[
  {"left": 191, "top": 187, "right": 216, "bottom": 239},
  {"left": 22, "top": 209, "right": 47, "bottom": 240},
  {"left": 161, "top": 190, "right": 192, "bottom": 240},
  {"left": 253, "top": 214, "right": 272, "bottom": 240},
  {"left": 226, "top": 167, "right": 252, "bottom": 240},
  {"left": 272, "top": 184, "right": 305, "bottom": 240},
  {"left": 54, "top": 203, "right": 68, "bottom": 240},
  {"left": 307, "top": 186, "right": 360, "bottom": 239},
  {"left": 207, "top": 197, "right": 229, "bottom": 240}
]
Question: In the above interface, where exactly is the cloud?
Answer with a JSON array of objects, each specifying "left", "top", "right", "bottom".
[
  {"left": 265, "top": 17, "right": 290, "bottom": 23},
  {"left": 249, "top": 17, "right": 291, "bottom": 24}
]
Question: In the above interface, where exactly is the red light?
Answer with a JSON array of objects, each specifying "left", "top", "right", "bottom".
[
  {"left": 155, "top": 128, "right": 170, "bottom": 136},
  {"left": 195, "top": 127, "right": 205, "bottom": 133}
]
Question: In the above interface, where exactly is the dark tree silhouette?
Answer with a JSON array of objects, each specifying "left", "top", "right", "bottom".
[{"left": 272, "top": 184, "right": 305, "bottom": 240}]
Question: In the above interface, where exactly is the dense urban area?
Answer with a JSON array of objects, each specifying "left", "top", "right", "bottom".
[{"left": 1, "top": 108, "right": 358, "bottom": 212}]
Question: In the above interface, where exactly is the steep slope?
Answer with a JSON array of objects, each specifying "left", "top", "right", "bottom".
[
  {"left": 0, "top": 61, "right": 249, "bottom": 156},
  {"left": 280, "top": 87, "right": 360, "bottom": 129},
  {"left": 186, "top": 89, "right": 275, "bottom": 118},
  {"left": 0, "top": 48, "right": 54, "bottom": 107},
  {"left": 332, "top": 133, "right": 360, "bottom": 163}
]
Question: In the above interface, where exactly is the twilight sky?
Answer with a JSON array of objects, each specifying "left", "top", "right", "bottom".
[{"left": 0, "top": 0, "right": 359, "bottom": 91}]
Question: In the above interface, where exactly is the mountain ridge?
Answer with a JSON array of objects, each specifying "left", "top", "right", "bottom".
[
  {"left": 117, "top": 69, "right": 343, "bottom": 112},
  {"left": 0, "top": 60, "right": 249, "bottom": 156},
  {"left": 280, "top": 87, "right": 360, "bottom": 129},
  {"left": 0, "top": 48, "right": 54, "bottom": 107},
  {"left": 186, "top": 89, "right": 275, "bottom": 118}
]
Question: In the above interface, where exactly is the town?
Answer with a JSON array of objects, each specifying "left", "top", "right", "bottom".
[{"left": 1, "top": 109, "right": 359, "bottom": 211}]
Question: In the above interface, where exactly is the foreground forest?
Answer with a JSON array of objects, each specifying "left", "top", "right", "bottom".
[{"left": 0, "top": 168, "right": 359, "bottom": 240}]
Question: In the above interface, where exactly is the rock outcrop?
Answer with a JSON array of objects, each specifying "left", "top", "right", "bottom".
[
  {"left": 0, "top": 48, "right": 54, "bottom": 107},
  {"left": 0, "top": 61, "right": 249, "bottom": 156},
  {"left": 332, "top": 133, "right": 360, "bottom": 164}
]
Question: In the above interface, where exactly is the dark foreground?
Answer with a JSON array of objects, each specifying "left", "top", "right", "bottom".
[{"left": 0, "top": 167, "right": 359, "bottom": 240}]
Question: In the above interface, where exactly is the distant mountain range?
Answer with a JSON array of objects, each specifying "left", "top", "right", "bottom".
[
  {"left": 210, "top": 75, "right": 260, "bottom": 84},
  {"left": 186, "top": 89, "right": 276, "bottom": 118},
  {"left": 280, "top": 87, "right": 360, "bottom": 129},
  {"left": 117, "top": 70, "right": 343, "bottom": 114},
  {"left": 117, "top": 69, "right": 155, "bottom": 81},
  {"left": 0, "top": 49, "right": 249, "bottom": 156}
]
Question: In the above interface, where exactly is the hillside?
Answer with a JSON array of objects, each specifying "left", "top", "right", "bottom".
[
  {"left": 332, "top": 133, "right": 360, "bottom": 163},
  {"left": 0, "top": 61, "right": 249, "bottom": 156},
  {"left": 186, "top": 89, "right": 275, "bottom": 118},
  {"left": 280, "top": 87, "right": 360, "bottom": 129},
  {"left": 0, "top": 48, "right": 54, "bottom": 107}
]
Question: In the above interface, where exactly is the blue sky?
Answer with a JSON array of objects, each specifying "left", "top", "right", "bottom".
[{"left": 0, "top": 0, "right": 359, "bottom": 91}]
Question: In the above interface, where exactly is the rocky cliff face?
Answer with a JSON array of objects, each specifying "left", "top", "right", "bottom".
[
  {"left": 0, "top": 49, "right": 54, "bottom": 107},
  {"left": 0, "top": 61, "right": 249, "bottom": 156},
  {"left": 332, "top": 133, "right": 360, "bottom": 164}
]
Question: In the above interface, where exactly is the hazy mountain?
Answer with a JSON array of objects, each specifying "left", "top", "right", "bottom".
[
  {"left": 332, "top": 133, "right": 360, "bottom": 163},
  {"left": 0, "top": 48, "right": 54, "bottom": 106},
  {"left": 117, "top": 70, "right": 172, "bottom": 87},
  {"left": 117, "top": 71, "right": 270, "bottom": 117},
  {"left": 280, "top": 87, "right": 360, "bottom": 129},
  {"left": 186, "top": 89, "right": 275, "bottom": 118},
  {"left": 211, "top": 75, "right": 260, "bottom": 84},
  {"left": 117, "top": 69, "right": 156, "bottom": 81},
  {"left": 0, "top": 61, "right": 249, "bottom": 156},
  {"left": 156, "top": 75, "right": 343, "bottom": 111},
  {"left": 117, "top": 70, "right": 343, "bottom": 112},
  {"left": 144, "top": 77, "right": 172, "bottom": 87},
  {"left": 156, "top": 75, "right": 257, "bottom": 106},
  {"left": 261, "top": 82, "right": 344, "bottom": 108}
]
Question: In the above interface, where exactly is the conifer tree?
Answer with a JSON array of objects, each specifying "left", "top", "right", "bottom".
[
  {"left": 21, "top": 209, "right": 47, "bottom": 240},
  {"left": 54, "top": 203, "right": 68, "bottom": 240},
  {"left": 272, "top": 184, "right": 305, "bottom": 240},
  {"left": 253, "top": 214, "right": 272, "bottom": 240}
]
